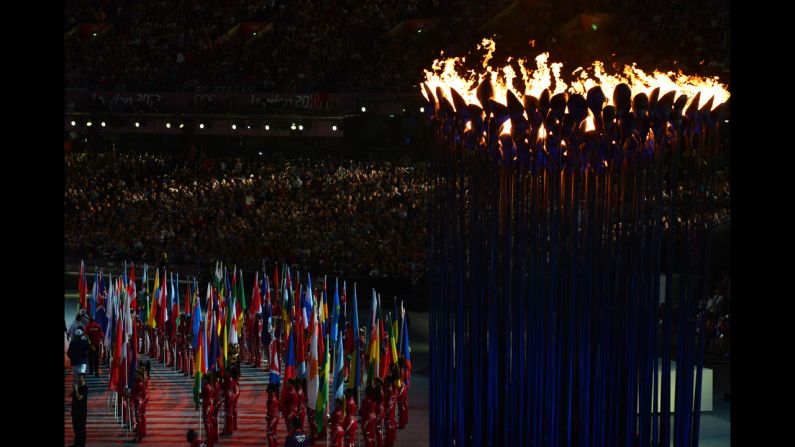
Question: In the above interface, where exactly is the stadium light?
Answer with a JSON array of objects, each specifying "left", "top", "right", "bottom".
[
  {"left": 100, "top": 121, "right": 106, "bottom": 127},
  {"left": 291, "top": 123, "right": 297, "bottom": 130},
  {"left": 332, "top": 125, "right": 338, "bottom": 131},
  {"left": 166, "top": 122, "right": 171, "bottom": 128},
  {"left": 200, "top": 123, "right": 205, "bottom": 129},
  {"left": 70, "top": 121, "right": 76, "bottom": 126},
  {"left": 361, "top": 106, "right": 367, "bottom": 113},
  {"left": 232, "top": 124, "right": 237, "bottom": 130},
  {"left": 179, "top": 123, "right": 185, "bottom": 129},
  {"left": 258, "top": 151, "right": 263, "bottom": 155},
  {"left": 86, "top": 121, "right": 93, "bottom": 127},
  {"left": 298, "top": 124, "right": 304, "bottom": 131},
  {"left": 135, "top": 122, "right": 140, "bottom": 127},
  {"left": 265, "top": 124, "right": 270, "bottom": 131}
]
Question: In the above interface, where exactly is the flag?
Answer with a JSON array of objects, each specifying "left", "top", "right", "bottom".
[
  {"left": 148, "top": 269, "right": 159, "bottom": 328},
  {"left": 330, "top": 278, "right": 340, "bottom": 345},
  {"left": 400, "top": 310, "right": 412, "bottom": 372},
  {"left": 78, "top": 260, "right": 87, "bottom": 312},
  {"left": 347, "top": 284, "right": 361, "bottom": 390},
  {"left": 282, "top": 325, "right": 297, "bottom": 402},
  {"left": 90, "top": 269, "right": 98, "bottom": 319},
  {"left": 172, "top": 273, "right": 179, "bottom": 336},
  {"left": 315, "top": 331, "right": 330, "bottom": 429},
  {"left": 128, "top": 264, "right": 137, "bottom": 313},
  {"left": 228, "top": 287, "right": 238, "bottom": 347},
  {"left": 368, "top": 316, "right": 380, "bottom": 384},
  {"left": 128, "top": 303, "right": 138, "bottom": 390},
  {"left": 269, "top": 337, "right": 281, "bottom": 386},
  {"left": 192, "top": 293, "right": 201, "bottom": 351},
  {"left": 159, "top": 269, "right": 167, "bottom": 330},
  {"left": 238, "top": 268, "right": 247, "bottom": 315},
  {"left": 303, "top": 274, "right": 312, "bottom": 330},
  {"left": 295, "top": 287, "right": 306, "bottom": 378},
  {"left": 332, "top": 329, "right": 345, "bottom": 401},
  {"left": 307, "top": 318, "right": 320, "bottom": 410},
  {"left": 251, "top": 271, "right": 262, "bottom": 317}
]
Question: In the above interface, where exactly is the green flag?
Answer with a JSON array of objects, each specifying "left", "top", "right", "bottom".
[{"left": 315, "top": 332, "right": 330, "bottom": 429}]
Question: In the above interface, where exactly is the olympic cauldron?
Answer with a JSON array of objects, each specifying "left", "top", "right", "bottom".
[{"left": 423, "top": 39, "right": 728, "bottom": 447}]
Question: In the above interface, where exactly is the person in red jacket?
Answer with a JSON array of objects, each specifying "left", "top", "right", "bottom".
[
  {"left": 360, "top": 386, "right": 377, "bottom": 447},
  {"left": 175, "top": 318, "right": 185, "bottom": 372},
  {"left": 282, "top": 379, "right": 299, "bottom": 434},
  {"left": 330, "top": 398, "right": 345, "bottom": 447},
  {"left": 398, "top": 356, "right": 411, "bottom": 428},
  {"left": 343, "top": 388, "right": 359, "bottom": 447},
  {"left": 266, "top": 383, "right": 280, "bottom": 447},
  {"left": 84, "top": 316, "right": 104, "bottom": 377},
  {"left": 186, "top": 429, "right": 205, "bottom": 447},
  {"left": 201, "top": 374, "right": 215, "bottom": 447},
  {"left": 252, "top": 314, "right": 263, "bottom": 367},
  {"left": 211, "top": 372, "right": 221, "bottom": 442},
  {"left": 397, "top": 358, "right": 409, "bottom": 429},
  {"left": 231, "top": 368, "right": 240, "bottom": 431},
  {"left": 383, "top": 372, "right": 398, "bottom": 447},
  {"left": 130, "top": 368, "right": 147, "bottom": 442},
  {"left": 296, "top": 378, "right": 307, "bottom": 432},
  {"left": 221, "top": 373, "right": 233, "bottom": 436}
]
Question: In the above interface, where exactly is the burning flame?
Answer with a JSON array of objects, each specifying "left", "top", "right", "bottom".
[
  {"left": 500, "top": 119, "right": 512, "bottom": 136},
  {"left": 584, "top": 110, "right": 596, "bottom": 132},
  {"left": 423, "top": 39, "right": 729, "bottom": 111}
]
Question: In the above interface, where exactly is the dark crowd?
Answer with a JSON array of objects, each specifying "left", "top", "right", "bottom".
[
  {"left": 64, "top": 150, "right": 431, "bottom": 283},
  {"left": 64, "top": 0, "right": 728, "bottom": 95}
]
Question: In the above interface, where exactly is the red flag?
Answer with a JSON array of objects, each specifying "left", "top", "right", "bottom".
[
  {"left": 185, "top": 281, "right": 191, "bottom": 316},
  {"left": 109, "top": 312, "right": 124, "bottom": 391},
  {"left": 250, "top": 271, "right": 262, "bottom": 316}
]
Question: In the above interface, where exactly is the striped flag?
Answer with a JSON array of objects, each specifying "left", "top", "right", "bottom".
[{"left": 307, "top": 318, "right": 320, "bottom": 410}]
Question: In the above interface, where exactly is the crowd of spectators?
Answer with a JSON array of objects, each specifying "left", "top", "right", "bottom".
[
  {"left": 64, "top": 150, "right": 431, "bottom": 284},
  {"left": 65, "top": 0, "right": 728, "bottom": 94}
]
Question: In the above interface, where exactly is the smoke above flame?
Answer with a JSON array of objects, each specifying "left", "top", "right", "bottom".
[{"left": 422, "top": 38, "right": 729, "bottom": 112}]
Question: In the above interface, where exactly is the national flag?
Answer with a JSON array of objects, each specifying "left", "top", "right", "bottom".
[
  {"left": 148, "top": 269, "right": 159, "bottom": 328},
  {"left": 269, "top": 337, "right": 281, "bottom": 386},
  {"left": 332, "top": 329, "right": 345, "bottom": 401},
  {"left": 307, "top": 318, "right": 320, "bottom": 410},
  {"left": 315, "top": 331, "right": 330, "bottom": 429}
]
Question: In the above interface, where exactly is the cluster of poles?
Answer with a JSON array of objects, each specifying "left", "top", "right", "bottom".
[
  {"left": 75, "top": 260, "right": 413, "bottom": 445},
  {"left": 424, "top": 81, "right": 726, "bottom": 447}
]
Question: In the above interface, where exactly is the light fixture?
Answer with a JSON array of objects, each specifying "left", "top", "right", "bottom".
[
  {"left": 265, "top": 124, "right": 270, "bottom": 131},
  {"left": 179, "top": 123, "right": 185, "bottom": 129},
  {"left": 332, "top": 125, "right": 338, "bottom": 131},
  {"left": 361, "top": 106, "right": 366, "bottom": 113},
  {"left": 166, "top": 122, "right": 171, "bottom": 128},
  {"left": 298, "top": 124, "right": 304, "bottom": 131},
  {"left": 232, "top": 124, "right": 237, "bottom": 130},
  {"left": 200, "top": 123, "right": 205, "bottom": 129},
  {"left": 420, "top": 107, "right": 425, "bottom": 113},
  {"left": 135, "top": 121, "right": 140, "bottom": 127},
  {"left": 86, "top": 121, "right": 93, "bottom": 127},
  {"left": 291, "top": 123, "right": 297, "bottom": 130},
  {"left": 70, "top": 121, "right": 76, "bottom": 126},
  {"left": 258, "top": 151, "right": 263, "bottom": 155},
  {"left": 100, "top": 121, "right": 106, "bottom": 127}
]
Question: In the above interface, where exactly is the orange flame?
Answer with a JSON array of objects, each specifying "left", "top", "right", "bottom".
[
  {"left": 500, "top": 119, "right": 512, "bottom": 136},
  {"left": 423, "top": 39, "right": 729, "bottom": 112}
]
